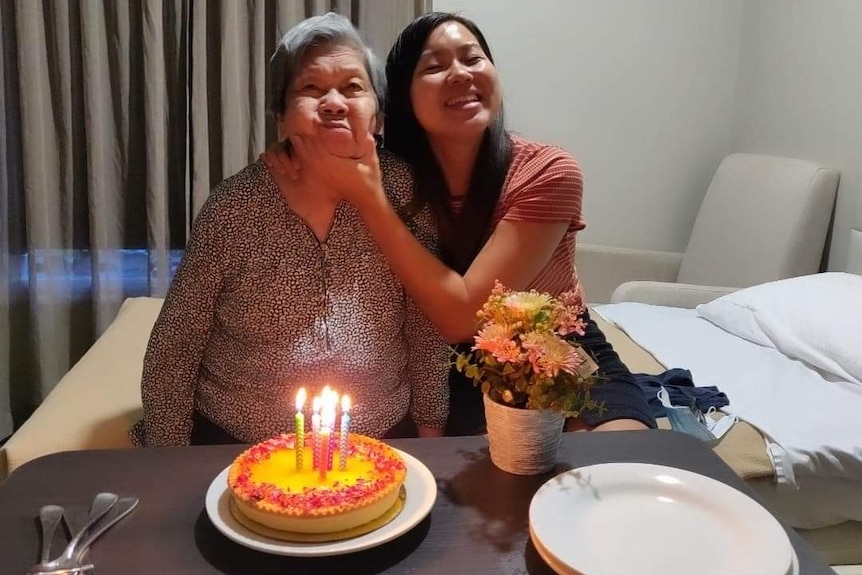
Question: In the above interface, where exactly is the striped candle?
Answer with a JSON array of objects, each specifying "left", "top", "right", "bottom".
[
  {"left": 319, "top": 425, "right": 330, "bottom": 480},
  {"left": 339, "top": 395, "right": 351, "bottom": 470},
  {"left": 324, "top": 391, "right": 338, "bottom": 471},
  {"left": 311, "top": 396, "right": 321, "bottom": 470},
  {"left": 294, "top": 388, "right": 306, "bottom": 471}
]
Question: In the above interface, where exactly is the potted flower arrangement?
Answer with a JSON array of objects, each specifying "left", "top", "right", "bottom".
[{"left": 454, "top": 281, "right": 603, "bottom": 475}]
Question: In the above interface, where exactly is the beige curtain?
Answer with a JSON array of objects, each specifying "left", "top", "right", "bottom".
[{"left": 0, "top": 0, "right": 426, "bottom": 440}]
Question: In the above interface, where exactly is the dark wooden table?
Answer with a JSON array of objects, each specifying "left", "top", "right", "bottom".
[{"left": 0, "top": 431, "right": 832, "bottom": 574}]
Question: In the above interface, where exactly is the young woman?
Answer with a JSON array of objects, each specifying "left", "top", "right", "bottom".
[{"left": 269, "top": 12, "right": 655, "bottom": 435}]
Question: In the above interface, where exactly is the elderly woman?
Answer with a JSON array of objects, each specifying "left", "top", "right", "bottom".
[{"left": 135, "top": 13, "right": 448, "bottom": 446}]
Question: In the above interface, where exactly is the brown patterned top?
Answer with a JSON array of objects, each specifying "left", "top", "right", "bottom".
[{"left": 138, "top": 152, "right": 449, "bottom": 445}]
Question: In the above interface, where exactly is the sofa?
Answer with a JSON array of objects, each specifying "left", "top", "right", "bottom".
[
  {"left": 0, "top": 258, "right": 754, "bottom": 481},
  {"left": 0, "top": 297, "right": 157, "bottom": 480}
]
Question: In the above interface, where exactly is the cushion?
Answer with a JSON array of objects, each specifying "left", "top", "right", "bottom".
[
  {"left": 696, "top": 273, "right": 862, "bottom": 385},
  {"left": 1, "top": 297, "right": 162, "bottom": 478}
]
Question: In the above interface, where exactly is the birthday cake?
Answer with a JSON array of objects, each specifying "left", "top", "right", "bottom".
[{"left": 227, "top": 433, "right": 407, "bottom": 535}]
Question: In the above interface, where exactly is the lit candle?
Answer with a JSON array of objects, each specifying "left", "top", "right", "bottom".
[
  {"left": 294, "top": 388, "right": 306, "bottom": 471},
  {"left": 339, "top": 395, "right": 351, "bottom": 471},
  {"left": 319, "top": 417, "right": 331, "bottom": 480},
  {"left": 311, "top": 396, "right": 321, "bottom": 470},
  {"left": 325, "top": 392, "right": 338, "bottom": 471}
]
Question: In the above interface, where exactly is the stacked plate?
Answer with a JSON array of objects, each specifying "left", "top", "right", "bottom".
[{"left": 529, "top": 463, "right": 796, "bottom": 575}]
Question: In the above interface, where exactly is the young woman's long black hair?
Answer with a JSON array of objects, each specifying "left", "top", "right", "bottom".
[{"left": 384, "top": 12, "right": 513, "bottom": 274}]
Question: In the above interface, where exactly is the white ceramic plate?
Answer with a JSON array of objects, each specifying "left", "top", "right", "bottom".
[
  {"left": 205, "top": 448, "right": 436, "bottom": 557},
  {"left": 529, "top": 462, "right": 795, "bottom": 575}
]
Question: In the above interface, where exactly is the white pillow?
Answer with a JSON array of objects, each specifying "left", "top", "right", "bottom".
[{"left": 696, "top": 272, "right": 862, "bottom": 385}]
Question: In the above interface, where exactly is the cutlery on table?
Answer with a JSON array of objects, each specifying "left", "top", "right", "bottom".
[
  {"left": 37, "top": 505, "right": 65, "bottom": 564},
  {"left": 72, "top": 496, "right": 139, "bottom": 562},
  {"left": 62, "top": 493, "right": 113, "bottom": 563},
  {"left": 27, "top": 495, "right": 140, "bottom": 574},
  {"left": 26, "top": 492, "right": 117, "bottom": 575}
]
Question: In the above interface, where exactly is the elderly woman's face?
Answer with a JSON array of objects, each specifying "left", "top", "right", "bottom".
[
  {"left": 410, "top": 22, "right": 501, "bottom": 142},
  {"left": 279, "top": 44, "right": 378, "bottom": 156}
]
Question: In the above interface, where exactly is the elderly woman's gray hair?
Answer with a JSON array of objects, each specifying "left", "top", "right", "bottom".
[{"left": 268, "top": 12, "right": 386, "bottom": 119}]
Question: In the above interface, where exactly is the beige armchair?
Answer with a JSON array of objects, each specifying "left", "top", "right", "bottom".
[{"left": 577, "top": 153, "right": 839, "bottom": 307}]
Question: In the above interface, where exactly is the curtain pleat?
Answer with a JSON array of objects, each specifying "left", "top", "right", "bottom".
[
  {"left": 80, "top": 1, "right": 128, "bottom": 334},
  {"left": 143, "top": 0, "right": 188, "bottom": 298},
  {"left": 0, "top": 0, "right": 14, "bottom": 439},
  {"left": 1, "top": 0, "right": 426, "bottom": 438},
  {"left": 16, "top": 0, "right": 71, "bottom": 403},
  {"left": 190, "top": 0, "right": 210, "bottom": 218},
  {"left": 143, "top": 0, "right": 171, "bottom": 298}
]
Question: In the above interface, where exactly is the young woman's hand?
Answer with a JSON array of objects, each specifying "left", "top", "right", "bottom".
[{"left": 288, "top": 130, "right": 386, "bottom": 210}]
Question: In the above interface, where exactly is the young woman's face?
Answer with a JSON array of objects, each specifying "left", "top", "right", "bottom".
[
  {"left": 279, "top": 44, "right": 378, "bottom": 157},
  {"left": 410, "top": 22, "right": 501, "bottom": 142}
]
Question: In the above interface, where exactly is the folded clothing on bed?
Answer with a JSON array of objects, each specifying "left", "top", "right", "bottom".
[{"left": 634, "top": 368, "right": 730, "bottom": 419}]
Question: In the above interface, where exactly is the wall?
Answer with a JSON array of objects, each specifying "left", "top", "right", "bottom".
[
  {"left": 434, "top": 0, "right": 746, "bottom": 252},
  {"left": 731, "top": 0, "right": 862, "bottom": 270}
]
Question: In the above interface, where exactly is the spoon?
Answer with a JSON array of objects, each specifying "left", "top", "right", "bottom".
[{"left": 38, "top": 505, "right": 64, "bottom": 563}]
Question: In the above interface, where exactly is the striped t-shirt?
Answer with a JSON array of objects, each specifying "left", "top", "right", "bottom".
[{"left": 450, "top": 135, "right": 586, "bottom": 299}]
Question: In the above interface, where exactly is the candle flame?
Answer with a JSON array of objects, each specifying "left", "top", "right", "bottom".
[
  {"left": 312, "top": 396, "right": 322, "bottom": 413},
  {"left": 321, "top": 390, "right": 338, "bottom": 427},
  {"left": 296, "top": 387, "right": 307, "bottom": 411},
  {"left": 341, "top": 395, "right": 351, "bottom": 413}
]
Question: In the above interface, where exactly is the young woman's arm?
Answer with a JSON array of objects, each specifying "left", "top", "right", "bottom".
[
  {"left": 283, "top": 134, "right": 578, "bottom": 343},
  {"left": 357, "top": 198, "right": 568, "bottom": 342},
  {"left": 565, "top": 310, "right": 656, "bottom": 431}
]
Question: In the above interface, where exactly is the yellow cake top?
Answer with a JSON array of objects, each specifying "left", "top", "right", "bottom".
[{"left": 228, "top": 433, "right": 406, "bottom": 517}]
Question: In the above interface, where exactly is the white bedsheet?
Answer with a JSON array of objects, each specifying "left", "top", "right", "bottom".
[{"left": 594, "top": 303, "right": 862, "bottom": 486}]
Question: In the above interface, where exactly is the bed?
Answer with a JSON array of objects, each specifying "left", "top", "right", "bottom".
[{"left": 591, "top": 243, "right": 862, "bottom": 566}]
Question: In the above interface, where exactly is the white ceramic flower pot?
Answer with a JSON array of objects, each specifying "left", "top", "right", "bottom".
[{"left": 483, "top": 394, "right": 565, "bottom": 475}]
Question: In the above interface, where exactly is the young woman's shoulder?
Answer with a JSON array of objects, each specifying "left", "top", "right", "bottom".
[
  {"left": 505, "top": 135, "right": 583, "bottom": 198},
  {"left": 509, "top": 135, "right": 582, "bottom": 176}
]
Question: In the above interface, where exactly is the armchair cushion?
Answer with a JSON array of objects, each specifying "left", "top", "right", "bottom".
[
  {"left": 678, "top": 153, "right": 839, "bottom": 287},
  {"left": 611, "top": 281, "right": 737, "bottom": 308},
  {"left": 0, "top": 297, "right": 160, "bottom": 479},
  {"left": 576, "top": 243, "right": 682, "bottom": 304}
]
